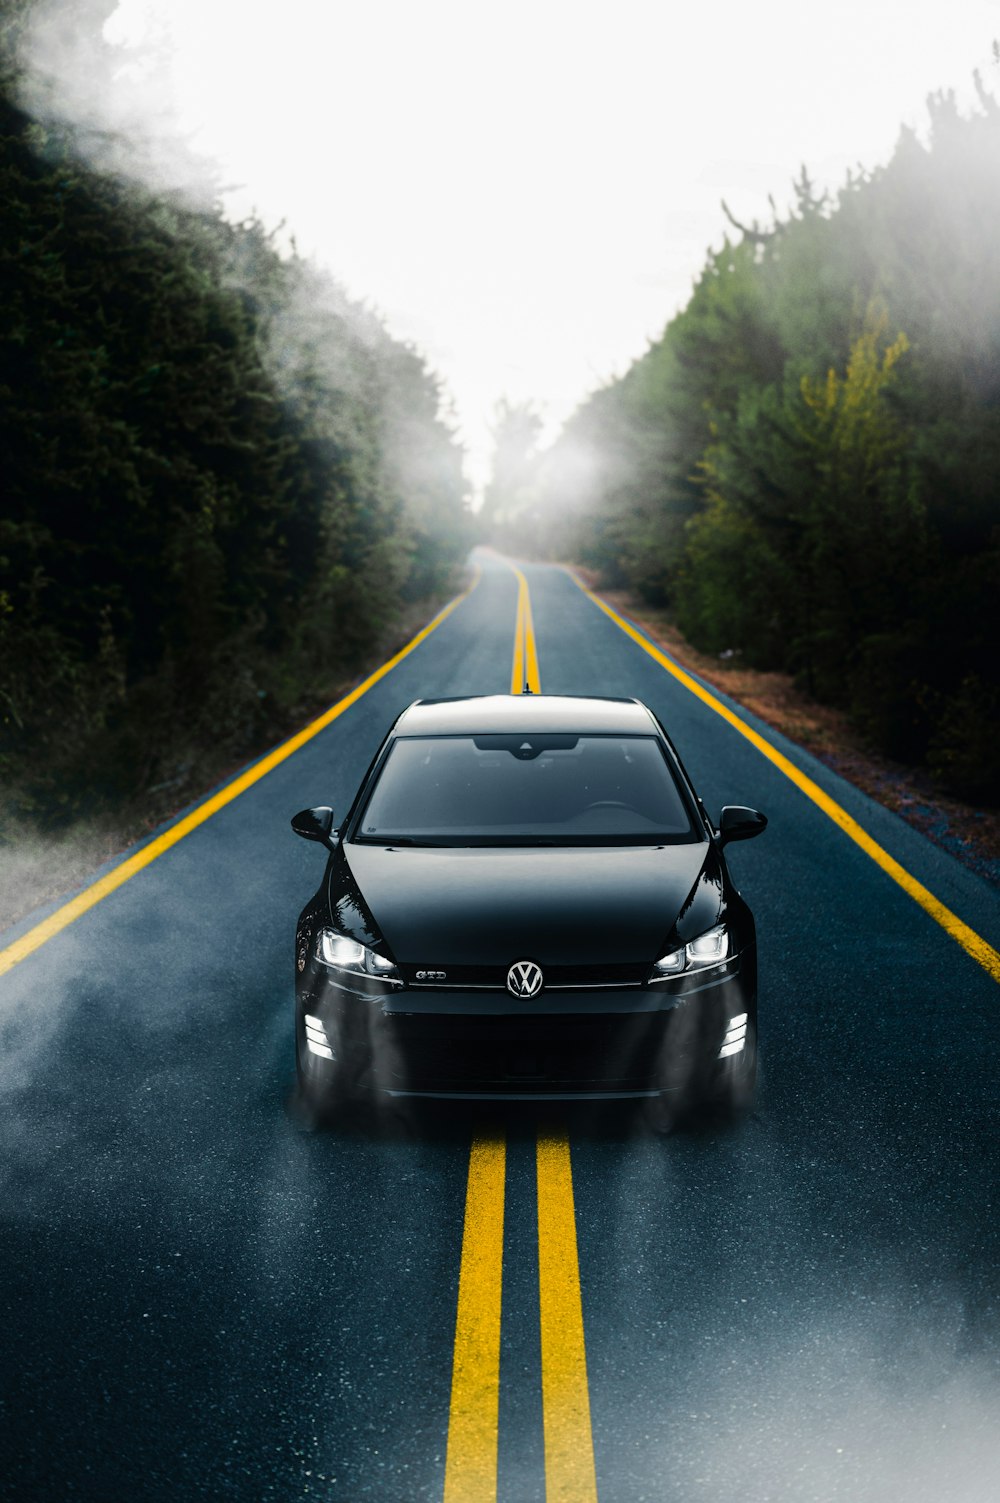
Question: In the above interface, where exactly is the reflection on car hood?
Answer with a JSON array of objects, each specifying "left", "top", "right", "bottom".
[{"left": 340, "top": 842, "right": 717, "bottom": 966}]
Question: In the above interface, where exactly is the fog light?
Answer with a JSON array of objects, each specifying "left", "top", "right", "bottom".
[
  {"left": 718, "top": 1012, "right": 749, "bottom": 1059},
  {"left": 304, "top": 1014, "right": 334, "bottom": 1059}
]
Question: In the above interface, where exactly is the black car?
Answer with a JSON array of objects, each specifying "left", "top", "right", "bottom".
[{"left": 290, "top": 695, "right": 766, "bottom": 1118}]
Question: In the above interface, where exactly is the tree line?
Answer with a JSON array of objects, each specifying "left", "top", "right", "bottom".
[
  {"left": 497, "top": 75, "right": 1000, "bottom": 801},
  {"left": 0, "top": 1, "right": 471, "bottom": 829}
]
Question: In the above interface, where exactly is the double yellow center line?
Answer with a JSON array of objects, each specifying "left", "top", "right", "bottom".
[
  {"left": 443, "top": 564, "right": 597, "bottom": 1502},
  {"left": 511, "top": 565, "right": 541, "bottom": 697},
  {"left": 444, "top": 1135, "right": 507, "bottom": 1501}
]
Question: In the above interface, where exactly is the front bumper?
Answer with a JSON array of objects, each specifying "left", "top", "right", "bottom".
[{"left": 297, "top": 951, "right": 756, "bottom": 1101}]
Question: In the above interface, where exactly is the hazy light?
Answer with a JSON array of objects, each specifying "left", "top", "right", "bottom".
[{"left": 20, "top": 0, "right": 1000, "bottom": 493}]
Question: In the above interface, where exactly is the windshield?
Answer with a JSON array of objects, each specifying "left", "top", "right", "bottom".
[{"left": 354, "top": 733, "right": 698, "bottom": 846}]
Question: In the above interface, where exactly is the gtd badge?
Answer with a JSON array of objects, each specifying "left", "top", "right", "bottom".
[
  {"left": 415, "top": 970, "right": 448, "bottom": 982},
  {"left": 507, "top": 960, "right": 544, "bottom": 998}
]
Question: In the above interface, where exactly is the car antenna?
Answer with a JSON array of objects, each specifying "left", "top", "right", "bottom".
[{"left": 523, "top": 681, "right": 533, "bottom": 694}]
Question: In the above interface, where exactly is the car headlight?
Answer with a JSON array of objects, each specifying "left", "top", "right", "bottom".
[
  {"left": 651, "top": 923, "right": 729, "bottom": 979},
  {"left": 317, "top": 930, "right": 402, "bottom": 985}
]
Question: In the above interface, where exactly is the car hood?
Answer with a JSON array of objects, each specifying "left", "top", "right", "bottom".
[{"left": 337, "top": 842, "right": 721, "bottom": 967}]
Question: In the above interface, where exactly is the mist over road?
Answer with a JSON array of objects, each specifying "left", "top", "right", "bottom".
[{"left": 1, "top": 555, "right": 997, "bottom": 1502}]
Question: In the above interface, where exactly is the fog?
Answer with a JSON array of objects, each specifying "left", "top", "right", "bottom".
[
  {"left": 0, "top": 815, "right": 136, "bottom": 935},
  {"left": 3, "top": 0, "right": 462, "bottom": 938},
  {"left": 564, "top": 1102, "right": 1000, "bottom": 1503},
  {"left": 14, "top": 0, "right": 1000, "bottom": 491},
  {"left": 12, "top": 0, "right": 433, "bottom": 430},
  {"left": 14, "top": 0, "right": 217, "bottom": 208}
]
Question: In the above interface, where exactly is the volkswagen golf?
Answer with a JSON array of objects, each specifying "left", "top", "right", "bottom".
[{"left": 290, "top": 694, "right": 766, "bottom": 1118}]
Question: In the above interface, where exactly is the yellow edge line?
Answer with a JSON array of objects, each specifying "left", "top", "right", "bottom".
[
  {"left": 0, "top": 568, "right": 481, "bottom": 978},
  {"left": 566, "top": 568, "right": 1000, "bottom": 985},
  {"left": 537, "top": 1131, "right": 598, "bottom": 1503},
  {"left": 443, "top": 1133, "right": 507, "bottom": 1503}
]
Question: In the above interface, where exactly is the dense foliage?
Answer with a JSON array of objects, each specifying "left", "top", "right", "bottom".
[
  {"left": 0, "top": 3, "right": 470, "bottom": 825},
  {"left": 517, "top": 85, "right": 1000, "bottom": 800}
]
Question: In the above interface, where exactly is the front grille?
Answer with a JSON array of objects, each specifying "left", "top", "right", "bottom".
[
  {"left": 380, "top": 1011, "right": 674, "bottom": 1089},
  {"left": 401, "top": 961, "right": 649, "bottom": 991}
]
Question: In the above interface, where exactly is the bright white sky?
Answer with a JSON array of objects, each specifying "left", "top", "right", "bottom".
[{"left": 102, "top": 0, "right": 998, "bottom": 495}]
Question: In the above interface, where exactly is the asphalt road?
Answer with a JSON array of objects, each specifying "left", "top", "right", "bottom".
[{"left": 1, "top": 553, "right": 998, "bottom": 1502}]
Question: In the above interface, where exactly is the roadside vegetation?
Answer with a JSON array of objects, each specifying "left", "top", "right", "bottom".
[
  {"left": 584, "top": 579, "right": 1000, "bottom": 883},
  {"left": 491, "top": 69, "right": 1000, "bottom": 807},
  {"left": 0, "top": 0, "right": 472, "bottom": 909}
]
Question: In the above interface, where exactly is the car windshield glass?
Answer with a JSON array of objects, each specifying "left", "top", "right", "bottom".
[{"left": 354, "top": 734, "right": 698, "bottom": 846}]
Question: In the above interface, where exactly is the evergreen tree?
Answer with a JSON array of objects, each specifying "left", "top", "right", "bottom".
[
  {"left": 537, "top": 74, "right": 1000, "bottom": 799},
  {"left": 0, "top": 4, "right": 470, "bottom": 824}
]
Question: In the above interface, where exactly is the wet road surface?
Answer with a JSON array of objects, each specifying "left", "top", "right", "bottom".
[{"left": 1, "top": 554, "right": 998, "bottom": 1501}]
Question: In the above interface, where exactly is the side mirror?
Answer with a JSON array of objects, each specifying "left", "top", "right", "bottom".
[
  {"left": 290, "top": 806, "right": 337, "bottom": 848},
  {"left": 717, "top": 805, "right": 767, "bottom": 846}
]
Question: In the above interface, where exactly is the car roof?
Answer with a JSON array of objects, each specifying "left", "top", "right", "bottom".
[{"left": 392, "top": 694, "right": 659, "bottom": 737}]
